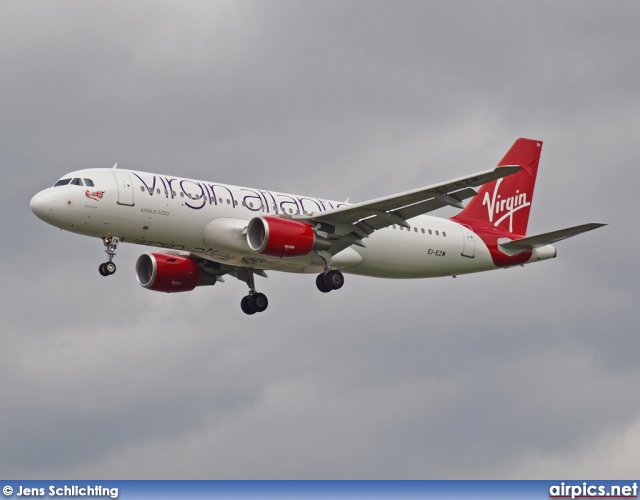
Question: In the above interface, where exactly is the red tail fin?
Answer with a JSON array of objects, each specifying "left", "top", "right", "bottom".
[{"left": 452, "top": 138, "right": 542, "bottom": 236}]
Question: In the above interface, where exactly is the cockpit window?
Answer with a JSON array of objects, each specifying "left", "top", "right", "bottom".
[{"left": 54, "top": 177, "right": 94, "bottom": 187}]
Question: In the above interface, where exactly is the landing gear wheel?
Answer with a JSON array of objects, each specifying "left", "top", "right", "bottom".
[
  {"left": 241, "top": 293, "right": 268, "bottom": 315},
  {"left": 241, "top": 296, "right": 256, "bottom": 315},
  {"left": 326, "top": 270, "right": 344, "bottom": 290},
  {"left": 316, "top": 273, "right": 332, "bottom": 293},
  {"left": 249, "top": 292, "right": 268, "bottom": 313},
  {"left": 99, "top": 262, "right": 116, "bottom": 276},
  {"left": 317, "top": 270, "right": 344, "bottom": 292}
]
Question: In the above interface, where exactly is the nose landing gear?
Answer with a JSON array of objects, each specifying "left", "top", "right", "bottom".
[
  {"left": 99, "top": 261, "right": 116, "bottom": 276},
  {"left": 98, "top": 236, "right": 120, "bottom": 276}
]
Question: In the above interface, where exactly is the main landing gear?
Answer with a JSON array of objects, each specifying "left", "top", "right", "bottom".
[
  {"left": 98, "top": 236, "right": 120, "bottom": 277},
  {"left": 316, "top": 270, "right": 345, "bottom": 293},
  {"left": 237, "top": 267, "right": 269, "bottom": 315},
  {"left": 240, "top": 293, "right": 268, "bottom": 315},
  {"left": 315, "top": 249, "right": 345, "bottom": 293}
]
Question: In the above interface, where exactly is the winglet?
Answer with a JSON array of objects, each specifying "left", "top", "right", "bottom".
[{"left": 112, "top": 163, "right": 118, "bottom": 169}]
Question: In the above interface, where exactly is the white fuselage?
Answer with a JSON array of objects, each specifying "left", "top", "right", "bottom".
[{"left": 30, "top": 168, "right": 546, "bottom": 279}]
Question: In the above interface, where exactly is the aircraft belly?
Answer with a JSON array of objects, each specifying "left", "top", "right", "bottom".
[{"left": 191, "top": 248, "right": 322, "bottom": 273}]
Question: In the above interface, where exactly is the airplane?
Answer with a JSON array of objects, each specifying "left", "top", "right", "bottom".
[{"left": 30, "top": 138, "right": 604, "bottom": 315}]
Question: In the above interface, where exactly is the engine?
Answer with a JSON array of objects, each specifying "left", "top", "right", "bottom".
[
  {"left": 135, "top": 253, "right": 201, "bottom": 293},
  {"left": 246, "top": 216, "right": 330, "bottom": 258}
]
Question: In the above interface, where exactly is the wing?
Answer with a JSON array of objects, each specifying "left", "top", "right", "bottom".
[{"left": 297, "top": 166, "right": 522, "bottom": 254}]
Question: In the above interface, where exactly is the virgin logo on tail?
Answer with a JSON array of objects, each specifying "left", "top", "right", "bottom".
[{"left": 483, "top": 178, "right": 530, "bottom": 233}]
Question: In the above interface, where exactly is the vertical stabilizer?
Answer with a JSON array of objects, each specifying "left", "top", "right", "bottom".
[{"left": 452, "top": 138, "right": 542, "bottom": 236}]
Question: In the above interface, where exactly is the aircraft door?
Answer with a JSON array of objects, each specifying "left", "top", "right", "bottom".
[
  {"left": 112, "top": 171, "right": 135, "bottom": 206},
  {"left": 459, "top": 224, "right": 475, "bottom": 258}
]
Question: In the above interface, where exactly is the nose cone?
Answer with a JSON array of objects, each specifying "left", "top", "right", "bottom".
[{"left": 30, "top": 189, "right": 57, "bottom": 223}]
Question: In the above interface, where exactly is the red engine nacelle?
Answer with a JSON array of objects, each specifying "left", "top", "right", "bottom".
[
  {"left": 135, "top": 253, "right": 200, "bottom": 293},
  {"left": 246, "top": 216, "right": 330, "bottom": 258}
]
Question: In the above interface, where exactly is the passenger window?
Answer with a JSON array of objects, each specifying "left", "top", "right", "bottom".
[
  {"left": 140, "top": 186, "right": 145, "bottom": 192},
  {"left": 428, "top": 229, "right": 432, "bottom": 235},
  {"left": 421, "top": 228, "right": 425, "bottom": 234},
  {"left": 84, "top": 179, "right": 94, "bottom": 187},
  {"left": 443, "top": 231, "right": 447, "bottom": 237},
  {"left": 54, "top": 179, "right": 71, "bottom": 187},
  {"left": 414, "top": 227, "right": 418, "bottom": 232},
  {"left": 436, "top": 230, "right": 440, "bottom": 236}
]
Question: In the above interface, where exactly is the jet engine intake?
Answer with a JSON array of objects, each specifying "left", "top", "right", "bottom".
[{"left": 247, "top": 216, "right": 330, "bottom": 258}]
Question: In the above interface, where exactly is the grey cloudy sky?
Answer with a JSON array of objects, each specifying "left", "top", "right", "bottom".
[{"left": 1, "top": 0, "right": 639, "bottom": 479}]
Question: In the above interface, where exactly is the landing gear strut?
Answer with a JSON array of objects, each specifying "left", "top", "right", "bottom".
[
  {"left": 237, "top": 267, "right": 268, "bottom": 315},
  {"left": 98, "top": 236, "right": 120, "bottom": 277}
]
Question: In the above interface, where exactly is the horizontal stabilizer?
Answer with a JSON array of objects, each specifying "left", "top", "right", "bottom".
[{"left": 499, "top": 223, "right": 607, "bottom": 251}]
